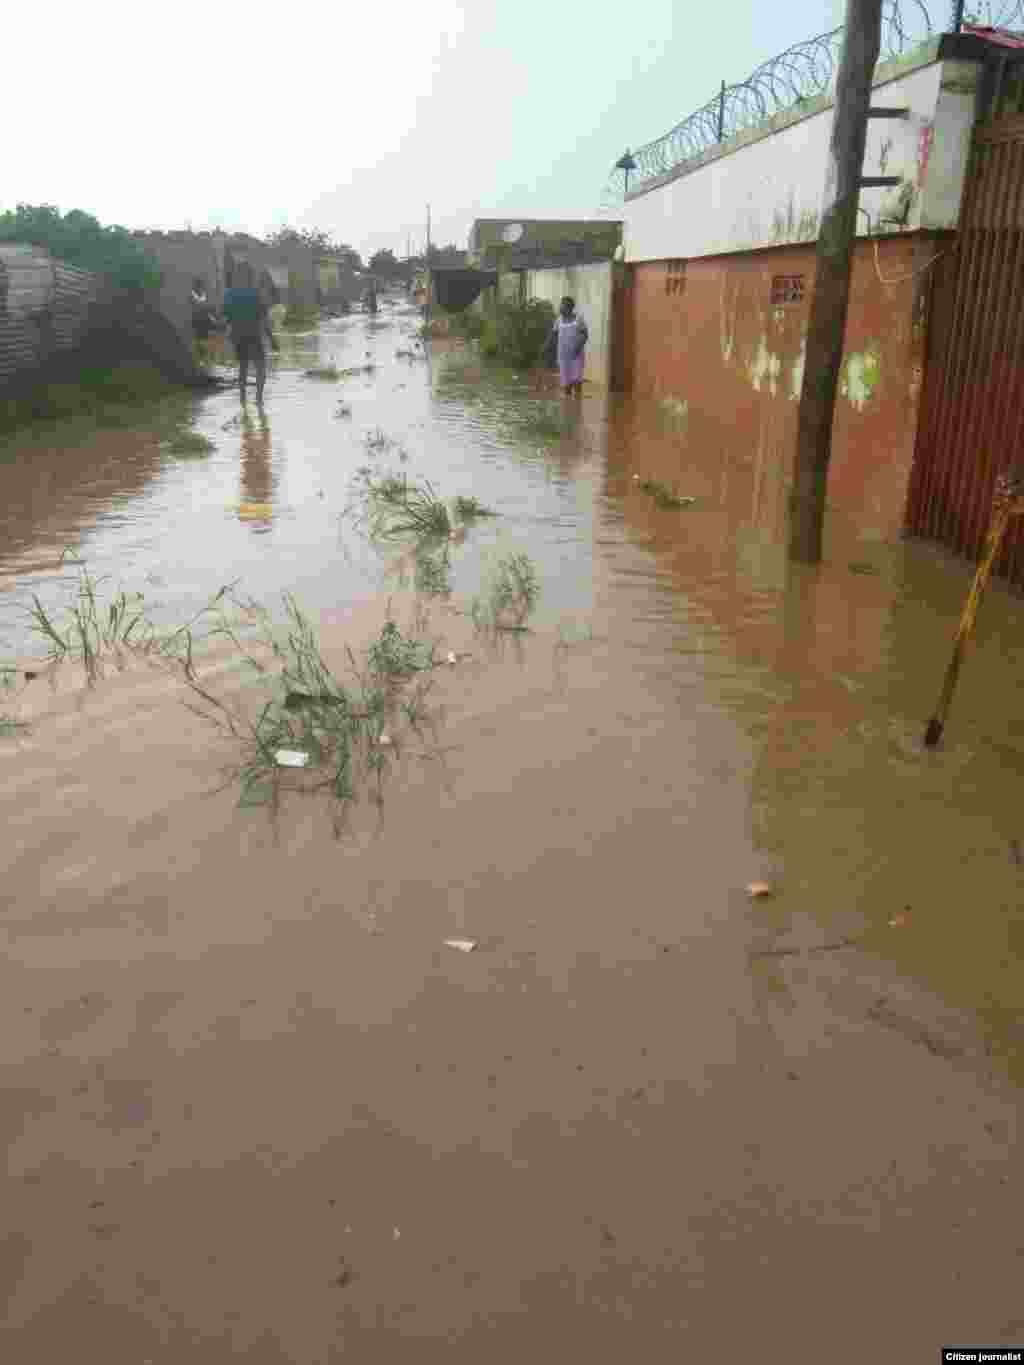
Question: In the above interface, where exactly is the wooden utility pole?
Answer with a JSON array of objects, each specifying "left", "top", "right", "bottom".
[{"left": 789, "top": 0, "right": 884, "bottom": 563}]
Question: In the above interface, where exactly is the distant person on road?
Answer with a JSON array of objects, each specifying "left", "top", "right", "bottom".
[
  {"left": 190, "top": 277, "right": 219, "bottom": 367},
  {"left": 222, "top": 262, "right": 278, "bottom": 404},
  {"left": 543, "top": 296, "right": 588, "bottom": 398}
]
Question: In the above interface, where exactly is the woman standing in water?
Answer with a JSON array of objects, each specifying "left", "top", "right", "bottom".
[{"left": 543, "top": 296, "right": 588, "bottom": 397}]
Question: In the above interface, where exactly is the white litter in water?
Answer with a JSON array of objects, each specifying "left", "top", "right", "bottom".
[
  {"left": 444, "top": 938, "right": 477, "bottom": 953},
  {"left": 274, "top": 750, "right": 309, "bottom": 768},
  {"left": 446, "top": 651, "right": 457, "bottom": 665},
  {"left": 378, "top": 733, "right": 392, "bottom": 746}
]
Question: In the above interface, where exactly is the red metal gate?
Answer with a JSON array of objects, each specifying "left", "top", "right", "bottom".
[{"left": 907, "top": 113, "right": 1024, "bottom": 586}]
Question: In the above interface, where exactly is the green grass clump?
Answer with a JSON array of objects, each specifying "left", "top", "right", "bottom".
[
  {"left": 374, "top": 473, "right": 410, "bottom": 503},
  {"left": 413, "top": 545, "right": 452, "bottom": 597},
  {"left": 369, "top": 480, "right": 450, "bottom": 539},
  {"left": 188, "top": 592, "right": 438, "bottom": 816},
  {"left": 452, "top": 495, "right": 496, "bottom": 522},
  {"left": 638, "top": 479, "right": 696, "bottom": 509},
  {"left": 348, "top": 472, "right": 494, "bottom": 545},
  {"left": 280, "top": 306, "right": 321, "bottom": 332},
  {"left": 0, "top": 364, "right": 176, "bottom": 435},
  {"left": 518, "top": 405, "right": 564, "bottom": 444},
  {"left": 24, "top": 556, "right": 231, "bottom": 684},
  {"left": 169, "top": 430, "right": 216, "bottom": 456},
  {"left": 443, "top": 311, "right": 486, "bottom": 342},
  {"left": 367, "top": 619, "right": 435, "bottom": 678},
  {"left": 0, "top": 714, "right": 29, "bottom": 738},
  {"left": 304, "top": 365, "right": 341, "bottom": 380},
  {"left": 472, "top": 551, "right": 540, "bottom": 631},
  {"left": 340, "top": 363, "right": 376, "bottom": 378},
  {"left": 479, "top": 299, "right": 555, "bottom": 369}
]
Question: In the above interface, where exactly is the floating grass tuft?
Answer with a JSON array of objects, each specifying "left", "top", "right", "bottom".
[
  {"left": 452, "top": 495, "right": 496, "bottom": 522},
  {"left": 187, "top": 592, "right": 439, "bottom": 818},
  {"left": 471, "top": 551, "right": 540, "bottom": 631}
]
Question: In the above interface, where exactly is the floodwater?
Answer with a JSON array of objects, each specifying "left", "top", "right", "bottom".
[{"left": 1, "top": 301, "right": 1022, "bottom": 1362}]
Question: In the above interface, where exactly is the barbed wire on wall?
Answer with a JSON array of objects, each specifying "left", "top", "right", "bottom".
[{"left": 609, "top": 0, "right": 1024, "bottom": 197}]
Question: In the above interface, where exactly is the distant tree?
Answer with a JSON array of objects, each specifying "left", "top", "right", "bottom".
[
  {"left": 333, "top": 244, "right": 363, "bottom": 272},
  {"left": 368, "top": 248, "right": 402, "bottom": 279},
  {"left": 266, "top": 225, "right": 362, "bottom": 271},
  {"left": 0, "top": 203, "right": 162, "bottom": 291}
]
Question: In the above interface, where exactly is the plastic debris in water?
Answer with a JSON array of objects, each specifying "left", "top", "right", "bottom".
[
  {"left": 446, "top": 652, "right": 457, "bottom": 665},
  {"left": 378, "top": 733, "right": 393, "bottom": 746},
  {"left": 235, "top": 502, "right": 274, "bottom": 519},
  {"left": 746, "top": 882, "right": 774, "bottom": 898},
  {"left": 274, "top": 749, "right": 309, "bottom": 768},
  {"left": 443, "top": 938, "right": 477, "bottom": 953}
]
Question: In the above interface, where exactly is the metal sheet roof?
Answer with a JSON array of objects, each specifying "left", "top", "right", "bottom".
[{"left": 963, "top": 24, "right": 1024, "bottom": 49}]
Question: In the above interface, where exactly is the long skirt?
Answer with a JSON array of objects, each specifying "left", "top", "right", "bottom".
[{"left": 557, "top": 320, "right": 585, "bottom": 387}]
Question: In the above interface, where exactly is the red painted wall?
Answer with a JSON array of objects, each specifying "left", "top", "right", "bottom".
[{"left": 622, "top": 238, "right": 939, "bottom": 541}]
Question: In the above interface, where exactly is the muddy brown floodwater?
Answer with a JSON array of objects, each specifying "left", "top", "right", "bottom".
[{"left": 1, "top": 302, "right": 1022, "bottom": 1362}]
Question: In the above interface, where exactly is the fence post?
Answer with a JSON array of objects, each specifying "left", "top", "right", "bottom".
[
  {"left": 717, "top": 81, "right": 726, "bottom": 141},
  {"left": 789, "top": 0, "right": 884, "bottom": 563}
]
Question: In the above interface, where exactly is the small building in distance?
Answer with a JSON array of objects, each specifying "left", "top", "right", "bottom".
[{"left": 466, "top": 219, "right": 623, "bottom": 271}]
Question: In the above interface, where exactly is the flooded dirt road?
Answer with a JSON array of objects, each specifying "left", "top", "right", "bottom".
[{"left": 2, "top": 304, "right": 1022, "bottom": 1361}]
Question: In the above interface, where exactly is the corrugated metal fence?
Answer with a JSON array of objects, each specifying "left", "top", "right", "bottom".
[
  {"left": 907, "top": 113, "right": 1024, "bottom": 587},
  {"left": 0, "top": 245, "right": 103, "bottom": 391}
]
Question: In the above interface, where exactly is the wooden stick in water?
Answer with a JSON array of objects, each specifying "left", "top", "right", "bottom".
[{"left": 924, "top": 472, "right": 1022, "bottom": 748}]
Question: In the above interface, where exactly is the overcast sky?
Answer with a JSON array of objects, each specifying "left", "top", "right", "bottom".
[{"left": 6, "top": 0, "right": 861, "bottom": 261}]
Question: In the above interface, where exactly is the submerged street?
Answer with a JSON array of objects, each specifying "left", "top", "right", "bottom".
[{"left": 1, "top": 301, "right": 1022, "bottom": 1361}]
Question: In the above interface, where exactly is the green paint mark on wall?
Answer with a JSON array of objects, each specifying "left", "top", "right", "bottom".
[{"left": 840, "top": 341, "right": 882, "bottom": 411}]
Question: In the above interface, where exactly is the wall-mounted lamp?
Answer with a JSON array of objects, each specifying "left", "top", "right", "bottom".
[{"left": 615, "top": 150, "right": 638, "bottom": 195}]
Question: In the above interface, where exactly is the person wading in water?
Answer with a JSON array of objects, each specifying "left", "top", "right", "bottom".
[
  {"left": 222, "top": 262, "right": 278, "bottom": 404},
  {"left": 541, "top": 296, "right": 588, "bottom": 397}
]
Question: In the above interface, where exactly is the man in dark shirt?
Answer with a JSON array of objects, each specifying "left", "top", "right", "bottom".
[{"left": 222, "top": 262, "right": 278, "bottom": 404}]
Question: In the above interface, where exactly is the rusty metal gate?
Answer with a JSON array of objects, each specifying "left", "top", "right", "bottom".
[{"left": 907, "top": 112, "right": 1024, "bottom": 586}]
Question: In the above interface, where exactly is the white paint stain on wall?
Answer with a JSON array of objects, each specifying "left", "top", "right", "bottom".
[
  {"left": 747, "top": 335, "right": 781, "bottom": 397},
  {"left": 789, "top": 335, "right": 806, "bottom": 401},
  {"left": 720, "top": 276, "right": 739, "bottom": 364}
]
